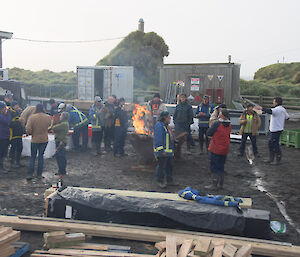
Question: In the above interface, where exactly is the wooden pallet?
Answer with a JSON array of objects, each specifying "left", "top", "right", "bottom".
[{"left": 0, "top": 226, "right": 21, "bottom": 257}]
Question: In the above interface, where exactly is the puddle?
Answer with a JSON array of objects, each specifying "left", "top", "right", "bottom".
[{"left": 251, "top": 164, "right": 300, "bottom": 235}]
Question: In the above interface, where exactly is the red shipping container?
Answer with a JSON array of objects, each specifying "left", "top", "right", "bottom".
[
  {"left": 215, "top": 88, "right": 224, "bottom": 104},
  {"left": 205, "top": 88, "right": 214, "bottom": 103}
]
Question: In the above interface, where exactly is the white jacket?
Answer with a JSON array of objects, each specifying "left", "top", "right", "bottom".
[{"left": 270, "top": 105, "right": 289, "bottom": 132}]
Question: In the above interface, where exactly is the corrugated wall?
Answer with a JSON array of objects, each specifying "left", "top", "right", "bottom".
[{"left": 160, "top": 63, "right": 240, "bottom": 105}]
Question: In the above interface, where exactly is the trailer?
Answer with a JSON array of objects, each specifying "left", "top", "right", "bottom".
[{"left": 77, "top": 66, "right": 134, "bottom": 102}]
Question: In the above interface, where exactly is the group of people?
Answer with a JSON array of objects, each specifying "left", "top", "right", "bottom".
[
  {"left": 153, "top": 93, "right": 289, "bottom": 189},
  {"left": 0, "top": 93, "right": 128, "bottom": 180}
]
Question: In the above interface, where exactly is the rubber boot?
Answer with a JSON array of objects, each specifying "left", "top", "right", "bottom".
[
  {"left": 271, "top": 153, "right": 281, "bottom": 165},
  {"left": 219, "top": 173, "right": 225, "bottom": 189},
  {"left": 264, "top": 150, "right": 275, "bottom": 164}
]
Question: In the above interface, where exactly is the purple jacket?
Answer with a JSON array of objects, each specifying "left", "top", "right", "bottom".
[{"left": 0, "top": 110, "right": 12, "bottom": 140}]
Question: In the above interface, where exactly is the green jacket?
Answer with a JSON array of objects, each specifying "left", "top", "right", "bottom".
[{"left": 52, "top": 121, "right": 69, "bottom": 143}]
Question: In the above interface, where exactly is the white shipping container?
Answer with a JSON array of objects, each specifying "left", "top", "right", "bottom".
[{"left": 76, "top": 66, "right": 134, "bottom": 102}]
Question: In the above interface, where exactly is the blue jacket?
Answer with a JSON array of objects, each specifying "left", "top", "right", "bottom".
[
  {"left": 0, "top": 110, "right": 12, "bottom": 140},
  {"left": 68, "top": 106, "right": 88, "bottom": 128},
  {"left": 196, "top": 103, "right": 214, "bottom": 128},
  {"left": 178, "top": 187, "right": 243, "bottom": 207},
  {"left": 153, "top": 121, "right": 174, "bottom": 157},
  {"left": 89, "top": 104, "right": 104, "bottom": 132}
]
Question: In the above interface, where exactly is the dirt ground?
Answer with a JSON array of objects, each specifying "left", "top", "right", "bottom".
[{"left": 0, "top": 120, "right": 300, "bottom": 255}]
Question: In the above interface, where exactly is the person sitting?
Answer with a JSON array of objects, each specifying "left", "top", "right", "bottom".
[
  {"left": 26, "top": 103, "right": 51, "bottom": 180},
  {"left": 238, "top": 103, "right": 261, "bottom": 157},
  {"left": 51, "top": 112, "right": 69, "bottom": 175}
]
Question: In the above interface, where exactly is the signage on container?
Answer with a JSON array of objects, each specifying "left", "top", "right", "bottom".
[
  {"left": 217, "top": 75, "right": 224, "bottom": 81},
  {"left": 207, "top": 75, "right": 214, "bottom": 80},
  {"left": 191, "top": 78, "right": 200, "bottom": 91}
]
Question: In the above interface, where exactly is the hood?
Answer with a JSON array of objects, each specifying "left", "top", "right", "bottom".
[{"left": 219, "top": 118, "right": 231, "bottom": 127}]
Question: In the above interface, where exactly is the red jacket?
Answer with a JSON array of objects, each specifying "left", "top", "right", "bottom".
[{"left": 207, "top": 119, "right": 231, "bottom": 155}]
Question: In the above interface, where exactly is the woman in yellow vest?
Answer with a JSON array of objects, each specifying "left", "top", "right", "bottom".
[{"left": 238, "top": 103, "right": 261, "bottom": 157}]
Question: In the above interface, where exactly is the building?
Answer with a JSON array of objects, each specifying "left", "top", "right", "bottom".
[{"left": 159, "top": 63, "right": 241, "bottom": 105}]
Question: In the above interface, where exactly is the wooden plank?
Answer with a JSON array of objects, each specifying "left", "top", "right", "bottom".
[
  {"left": 44, "top": 187, "right": 252, "bottom": 208},
  {"left": 178, "top": 240, "right": 193, "bottom": 257},
  {"left": 47, "top": 249, "right": 156, "bottom": 256},
  {"left": 0, "top": 226, "right": 13, "bottom": 238},
  {"left": 194, "top": 239, "right": 211, "bottom": 256},
  {"left": 67, "top": 243, "right": 130, "bottom": 252},
  {"left": 222, "top": 243, "right": 237, "bottom": 257},
  {"left": 155, "top": 241, "right": 166, "bottom": 251},
  {"left": 166, "top": 235, "right": 177, "bottom": 257},
  {"left": 235, "top": 244, "right": 252, "bottom": 257},
  {"left": 44, "top": 231, "right": 66, "bottom": 243},
  {"left": 1, "top": 216, "right": 300, "bottom": 257},
  {"left": 212, "top": 240, "right": 224, "bottom": 257},
  {"left": 0, "top": 230, "right": 20, "bottom": 246},
  {"left": 0, "top": 244, "right": 15, "bottom": 257}
]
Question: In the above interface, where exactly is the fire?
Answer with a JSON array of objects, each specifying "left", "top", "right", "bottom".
[{"left": 132, "top": 104, "right": 152, "bottom": 135}]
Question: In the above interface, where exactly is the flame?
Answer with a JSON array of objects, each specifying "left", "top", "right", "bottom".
[{"left": 132, "top": 104, "right": 152, "bottom": 135}]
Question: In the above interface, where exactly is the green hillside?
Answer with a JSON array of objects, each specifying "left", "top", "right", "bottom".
[
  {"left": 97, "top": 30, "right": 169, "bottom": 90},
  {"left": 241, "top": 63, "right": 300, "bottom": 97}
]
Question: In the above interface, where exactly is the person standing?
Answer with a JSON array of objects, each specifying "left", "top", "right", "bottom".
[
  {"left": 113, "top": 98, "right": 128, "bottom": 157},
  {"left": 8, "top": 101, "right": 24, "bottom": 169},
  {"left": 209, "top": 104, "right": 226, "bottom": 127},
  {"left": 49, "top": 99, "right": 58, "bottom": 116},
  {"left": 4, "top": 91, "right": 13, "bottom": 107},
  {"left": 26, "top": 103, "right": 51, "bottom": 180},
  {"left": 103, "top": 96, "right": 115, "bottom": 152},
  {"left": 146, "top": 93, "right": 167, "bottom": 129},
  {"left": 196, "top": 95, "right": 215, "bottom": 154},
  {"left": 0, "top": 101, "right": 11, "bottom": 174},
  {"left": 154, "top": 111, "right": 175, "bottom": 188},
  {"left": 173, "top": 93, "right": 194, "bottom": 156},
  {"left": 51, "top": 112, "right": 69, "bottom": 175},
  {"left": 20, "top": 105, "right": 36, "bottom": 127},
  {"left": 66, "top": 104, "right": 89, "bottom": 152},
  {"left": 206, "top": 109, "right": 231, "bottom": 189},
  {"left": 255, "top": 96, "right": 289, "bottom": 165},
  {"left": 89, "top": 96, "right": 104, "bottom": 155},
  {"left": 238, "top": 104, "right": 261, "bottom": 157}
]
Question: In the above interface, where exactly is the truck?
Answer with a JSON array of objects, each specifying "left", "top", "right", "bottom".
[{"left": 77, "top": 66, "right": 134, "bottom": 102}]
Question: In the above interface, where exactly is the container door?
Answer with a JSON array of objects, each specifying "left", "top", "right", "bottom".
[
  {"left": 205, "top": 88, "right": 214, "bottom": 103},
  {"left": 215, "top": 88, "right": 224, "bottom": 103},
  {"left": 77, "top": 68, "right": 94, "bottom": 100},
  {"left": 94, "top": 69, "right": 104, "bottom": 99}
]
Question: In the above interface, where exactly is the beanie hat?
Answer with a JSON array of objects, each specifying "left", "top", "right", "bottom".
[
  {"left": 0, "top": 101, "right": 6, "bottom": 109},
  {"left": 36, "top": 103, "right": 44, "bottom": 112},
  {"left": 153, "top": 93, "right": 160, "bottom": 98},
  {"left": 160, "top": 111, "right": 169, "bottom": 118},
  {"left": 94, "top": 96, "right": 102, "bottom": 102}
]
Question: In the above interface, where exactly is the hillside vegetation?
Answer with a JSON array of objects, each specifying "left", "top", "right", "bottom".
[
  {"left": 241, "top": 62, "right": 300, "bottom": 97},
  {"left": 97, "top": 30, "right": 169, "bottom": 90},
  {"left": 7, "top": 67, "right": 76, "bottom": 99}
]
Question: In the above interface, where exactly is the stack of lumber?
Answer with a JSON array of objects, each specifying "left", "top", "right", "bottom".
[
  {"left": 0, "top": 226, "right": 21, "bottom": 257},
  {"left": 1, "top": 216, "right": 300, "bottom": 257},
  {"left": 155, "top": 235, "right": 252, "bottom": 257},
  {"left": 43, "top": 231, "right": 86, "bottom": 249}
]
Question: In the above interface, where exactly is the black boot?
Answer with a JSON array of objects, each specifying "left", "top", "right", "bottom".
[
  {"left": 219, "top": 173, "right": 225, "bottom": 189},
  {"left": 265, "top": 150, "right": 275, "bottom": 164}
]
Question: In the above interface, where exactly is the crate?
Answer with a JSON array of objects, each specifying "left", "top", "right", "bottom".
[{"left": 280, "top": 129, "right": 300, "bottom": 148}]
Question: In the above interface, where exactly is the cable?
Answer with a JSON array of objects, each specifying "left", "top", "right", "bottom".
[{"left": 12, "top": 36, "right": 125, "bottom": 44}]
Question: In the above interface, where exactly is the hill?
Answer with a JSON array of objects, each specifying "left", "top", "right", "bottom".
[
  {"left": 241, "top": 63, "right": 300, "bottom": 97},
  {"left": 97, "top": 30, "right": 169, "bottom": 90}
]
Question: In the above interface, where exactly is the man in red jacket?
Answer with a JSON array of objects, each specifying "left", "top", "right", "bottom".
[{"left": 206, "top": 109, "right": 231, "bottom": 189}]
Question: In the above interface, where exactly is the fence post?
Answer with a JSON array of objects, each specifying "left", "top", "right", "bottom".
[{"left": 259, "top": 95, "right": 263, "bottom": 105}]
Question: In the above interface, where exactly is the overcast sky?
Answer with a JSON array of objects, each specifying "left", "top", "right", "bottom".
[{"left": 1, "top": 0, "right": 300, "bottom": 78}]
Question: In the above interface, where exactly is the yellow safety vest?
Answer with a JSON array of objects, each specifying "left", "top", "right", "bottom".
[
  {"left": 244, "top": 114, "right": 253, "bottom": 133},
  {"left": 154, "top": 126, "right": 173, "bottom": 154},
  {"left": 70, "top": 107, "right": 87, "bottom": 127}
]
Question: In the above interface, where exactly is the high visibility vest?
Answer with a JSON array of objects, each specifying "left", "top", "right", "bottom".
[
  {"left": 70, "top": 107, "right": 87, "bottom": 127},
  {"left": 154, "top": 125, "right": 173, "bottom": 154},
  {"left": 92, "top": 113, "right": 101, "bottom": 129},
  {"left": 244, "top": 114, "right": 253, "bottom": 133},
  {"left": 8, "top": 106, "right": 22, "bottom": 140},
  {"left": 198, "top": 105, "right": 212, "bottom": 124}
]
